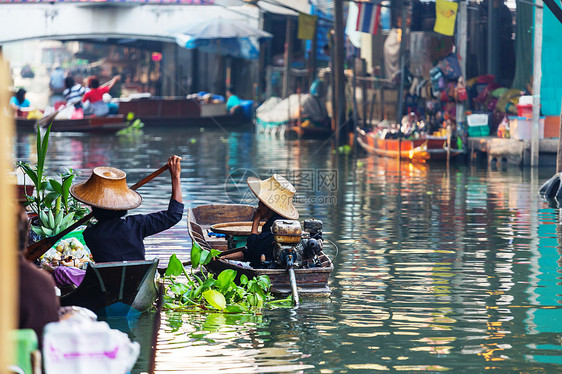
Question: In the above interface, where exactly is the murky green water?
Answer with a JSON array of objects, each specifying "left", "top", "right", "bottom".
[{"left": 15, "top": 125, "right": 562, "bottom": 372}]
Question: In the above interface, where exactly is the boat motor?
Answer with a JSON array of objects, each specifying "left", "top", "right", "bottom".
[
  {"left": 301, "top": 219, "right": 323, "bottom": 267},
  {"left": 271, "top": 220, "right": 303, "bottom": 268}
]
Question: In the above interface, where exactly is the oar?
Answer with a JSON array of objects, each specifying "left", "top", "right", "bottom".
[
  {"left": 34, "top": 105, "right": 66, "bottom": 130},
  {"left": 24, "top": 164, "right": 170, "bottom": 262}
]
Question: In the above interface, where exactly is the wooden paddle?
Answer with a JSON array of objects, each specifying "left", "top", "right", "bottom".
[
  {"left": 24, "top": 163, "right": 170, "bottom": 262},
  {"left": 35, "top": 105, "right": 66, "bottom": 130}
]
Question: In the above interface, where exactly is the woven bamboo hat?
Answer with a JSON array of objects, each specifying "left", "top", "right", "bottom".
[
  {"left": 70, "top": 167, "right": 142, "bottom": 210},
  {"left": 247, "top": 174, "right": 299, "bottom": 220}
]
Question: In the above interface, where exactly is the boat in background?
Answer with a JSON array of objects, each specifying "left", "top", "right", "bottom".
[
  {"left": 16, "top": 115, "right": 128, "bottom": 133},
  {"left": 188, "top": 204, "right": 333, "bottom": 297},
  {"left": 118, "top": 97, "right": 253, "bottom": 127},
  {"left": 256, "top": 93, "right": 332, "bottom": 138},
  {"left": 356, "top": 127, "right": 464, "bottom": 162}
]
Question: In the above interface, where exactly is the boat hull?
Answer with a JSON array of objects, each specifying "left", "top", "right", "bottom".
[
  {"left": 356, "top": 127, "right": 464, "bottom": 161},
  {"left": 16, "top": 115, "right": 128, "bottom": 133},
  {"left": 188, "top": 204, "right": 333, "bottom": 297},
  {"left": 60, "top": 259, "right": 159, "bottom": 315},
  {"left": 118, "top": 98, "right": 251, "bottom": 127}
]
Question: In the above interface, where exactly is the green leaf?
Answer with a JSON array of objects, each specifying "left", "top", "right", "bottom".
[
  {"left": 42, "top": 227, "right": 53, "bottom": 237},
  {"left": 59, "top": 212, "right": 75, "bottom": 230},
  {"left": 62, "top": 175, "right": 73, "bottom": 204},
  {"left": 55, "top": 210, "right": 63, "bottom": 226},
  {"left": 165, "top": 254, "right": 185, "bottom": 277},
  {"left": 199, "top": 249, "right": 211, "bottom": 265},
  {"left": 202, "top": 290, "right": 226, "bottom": 310},
  {"left": 190, "top": 241, "right": 202, "bottom": 268},
  {"left": 49, "top": 179, "right": 62, "bottom": 194},
  {"left": 216, "top": 269, "right": 237, "bottom": 292},
  {"left": 210, "top": 249, "right": 222, "bottom": 258},
  {"left": 31, "top": 225, "right": 44, "bottom": 235},
  {"left": 239, "top": 274, "right": 249, "bottom": 286},
  {"left": 47, "top": 211, "right": 55, "bottom": 228},
  {"left": 224, "top": 304, "right": 247, "bottom": 313},
  {"left": 39, "top": 210, "right": 48, "bottom": 226},
  {"left": 44, "top": 192, "right": 60, "bottom": 208},
  {"left": 169, "top": 282, "right": 189, "bottom": 296}
]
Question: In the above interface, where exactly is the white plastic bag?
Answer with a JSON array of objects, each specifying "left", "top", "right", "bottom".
[{"left": 43, "top": 317, "right": 140, "bottom": 374}]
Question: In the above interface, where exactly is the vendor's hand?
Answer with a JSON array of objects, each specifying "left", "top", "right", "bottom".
[
  {"left": 253, "top": 201, "right": 268, "bottom": 220},
  {"left": 168, "top": 155, "right": 182, "bottom": 180}
]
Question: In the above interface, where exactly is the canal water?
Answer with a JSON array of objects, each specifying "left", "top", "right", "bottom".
[{"left": 15, "top": 125, "right": 562, "bottom": 373}]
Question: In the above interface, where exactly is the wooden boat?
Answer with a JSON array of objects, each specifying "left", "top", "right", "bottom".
[
  {"left": 16, "top": 115, "right": 128, "bottom": 133},
  {"left": 117, "top": 97, "right": 251, "bottom": 127},
  {"left": 60, "top": 258, "right": 159, "bottom": 315},
  {"left": 188, "top": 204, "right": 333, "bottom": 297},
  {"left": 356, "top": 127, "right": 464, "bottom": 162}
]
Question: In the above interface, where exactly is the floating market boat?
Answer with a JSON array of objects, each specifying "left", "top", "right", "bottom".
[
  {"left": 60, "top": 259, "right": 159, "bottom": 315},
  {"left": 255, "top": 94, "right": 332, "bottom": 138},
  {"left": 16, "top": 115, "right": 128, "bottom": 133},
  {"left": 117, "top": 97, "right": 252, "bottom": 127},
  {"left": 356, "top": 127, "right": 464, "bottom": 162},
  {"left": 188, "top": 204, "right": 333, "bottom": 297}
]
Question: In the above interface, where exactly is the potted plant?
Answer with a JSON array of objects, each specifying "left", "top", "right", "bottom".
[{"left": 17, "top": 124, "right": 88, "bottom": 242}]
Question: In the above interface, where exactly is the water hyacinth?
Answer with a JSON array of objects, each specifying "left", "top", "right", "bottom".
[{"left": 162, "top": 243, "right": 292, "bottom": 314}]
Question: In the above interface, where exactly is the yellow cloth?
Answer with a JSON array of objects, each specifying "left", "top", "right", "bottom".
[
  {"left": 434, "top": 0, "right": 458, "bottom": 36},
  {"left": 298, "top": 13, "right": 317, "bottom": 40}
]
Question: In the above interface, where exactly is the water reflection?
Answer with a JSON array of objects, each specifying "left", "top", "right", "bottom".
[{"left": 13, "top": 126, "right": 562, "bottom": 372}]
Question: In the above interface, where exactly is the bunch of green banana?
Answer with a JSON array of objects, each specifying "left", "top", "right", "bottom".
[{"left": 32, "top": 210, "right": 75, "bottom": 237}]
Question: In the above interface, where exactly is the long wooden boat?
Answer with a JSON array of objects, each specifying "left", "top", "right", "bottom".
[
  {"left": 60, "top": 258, "right": 159, "bottom": 316},
  {"left": 356, "top": 127, "right": 464, "bottom": 162},
  {"left": 188, "top": 204, "right": 333, "bottom": 297},
  {"left": 16, "top": 115, "right": 128, "bottom": 133},
  {"left": 118, "top": 97, "right": 251, "bottom": 127}
]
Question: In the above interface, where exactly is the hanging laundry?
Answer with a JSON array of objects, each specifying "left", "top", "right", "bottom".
[
  {"left": 298, "top": 13, "right": 318, "bottom": 40},
  {"left": 434, "top": 0, "right": 458, "bottom": 36},
  {"left": 356, "top": 2, "right": 382, "bottom": 35}
]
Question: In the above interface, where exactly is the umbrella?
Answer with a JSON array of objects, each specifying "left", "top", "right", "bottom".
[{"left": 174, "top": 18, "right": 272, "bottom": 60}]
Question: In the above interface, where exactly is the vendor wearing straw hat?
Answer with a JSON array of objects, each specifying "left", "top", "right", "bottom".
[
  {"left": 227, "top": 174, "right": 299, "bottom": 268},
  {"left": 69, "top": 155, "right": 183, "bottom": 264}
]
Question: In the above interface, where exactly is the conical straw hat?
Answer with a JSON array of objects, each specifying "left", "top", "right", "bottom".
[
  {"left": 247, "top": 174, "right": 299, "bottom": 220},
  {"left": 70, "top": 167, "right": 142, "bottom": 210}
]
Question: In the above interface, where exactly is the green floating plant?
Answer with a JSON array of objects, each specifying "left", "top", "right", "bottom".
[{"left": 162, "top": 246, "right": 292, "bottom": 314}]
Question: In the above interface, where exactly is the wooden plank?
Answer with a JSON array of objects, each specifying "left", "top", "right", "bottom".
[{"left": 0, "top": 56, "right": 17, "bottom": 373}]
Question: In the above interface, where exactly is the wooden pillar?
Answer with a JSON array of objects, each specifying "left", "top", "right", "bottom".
[
  {"left": 532, "top": 0, "right": 543, "bottom": 166},
  {"left": 456, "top": 1, "right": 467, "bottom": 143},
  {"left": 333, "top": 0, "right": 346, "bottom": 145},
  {"left": 282, "top": 17, "right": 294, "bottom": 98},
  {"left": 396, "top": 0, "right": 408, "bottom": 123},
  {"left": 0, "top": 56, "right": 17, "bottom": 374},
  {"left": 487, "top": 0, "right": 498, "bottom": 77},
  {"left": 309, "top": 18, "right": 318, "bottom": 88}
]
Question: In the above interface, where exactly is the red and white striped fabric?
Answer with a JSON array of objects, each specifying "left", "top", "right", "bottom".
[{"left": 355, "top": 2, "right": 382, "bottom": 35}]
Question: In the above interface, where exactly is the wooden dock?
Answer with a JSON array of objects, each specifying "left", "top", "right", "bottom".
[{"left": 468, "top": 137, "right": 558, "bottom": 167}]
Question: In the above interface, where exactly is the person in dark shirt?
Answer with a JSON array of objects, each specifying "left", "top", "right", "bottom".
[
  {"left": 228, "top": 174, "right": 299, "bottom": 268},
  {"left": 17, "top": 206, "right": 59, "bottom": 347},
  {"left": 71, "top": 155, "right": 183, "bottom": 263},
  {"left": 52, "top": 156, "right": 183, "bottom": 287}
]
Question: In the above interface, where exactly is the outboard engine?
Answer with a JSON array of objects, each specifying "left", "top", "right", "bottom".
[
  {"left": 301, "top": 219, "right": 323, "bottom": 267},
  {"left": 271, "top": 220, "right": 303, "bottom": 268}
]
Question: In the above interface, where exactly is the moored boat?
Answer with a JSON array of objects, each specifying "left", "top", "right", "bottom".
[
  {"left": 117, "top": 97, "right": 252, "bottom": 127},
  {"left": 356, "top": 127, "right": 464, "bottom": 162},
  {"left": 60, "top": 258, "right": 159, "bottom": 316},
  {"left": 16, "top": 115, "right": 128, "bottom": 133},
  {"left": 188, "top": 204, "right": 333, "bottom": 297},
  {"left": 256, "top": 94, "right": 332, "bottom": 139}
]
